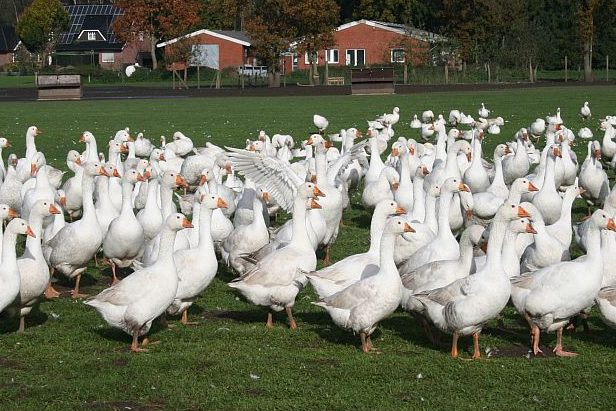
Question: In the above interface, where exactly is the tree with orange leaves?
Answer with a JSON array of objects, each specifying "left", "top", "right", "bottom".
[{"left": 112, "top": 0, "right": 202, "bottom": 70}]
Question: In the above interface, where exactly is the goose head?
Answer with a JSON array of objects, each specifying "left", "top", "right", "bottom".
[
  {"left": 591, "top": 209, "right": 616, "bottom": 231},
  {"left": 150, "top": 148, "right": 164, "bottom": 162},
  {"left": 0, "top": 137, "right": 11, "bottom": 148},
  {"left": 67, "top": 150, "right": 82, "bottom": 166},
  {"left": 494, "top": 144, "right": 511, "bottom": 158},
  {"left": 123, "top": 169, "right": 144, "bottom": 185},
  {"left": 166, "top": 213, "right": 193, "bottom": 231},
  {"left": 298, "top": 182, "right": 325, "bottom": 201},
  {"left": 79, "top": 131, "right": 95, "bottom": 144},
  {"left": 510, "top": 217, "right": 537, "bottom": 235},
  {"left": 381, "top": 167, "right": 400, "bottom": 191},
  {"left": 256, "top": 187, "right": 270, "bottom": 203},
  {"left": 103, "top": 163, "right": 120, "bottom": 178},
  {"left": 84, "top": 161, "right": 107, "bottom": 177},
  {"left": 162, "top": 171, "right": 188, "bottom": 189},
  {"left": 114, "top": 129, "right": 132, "bottom": 143},
  {"left": 199, "top": 168, "right": 214, "bottom": 186},
  {"left": 173, "top": 131, "right": 188, "bottom": 141},
  {"left": 453, "top": 140, "right": 472, "bottom": 161},
  {"left": 384, "top": 216, "right": 414, "bottom": 235},
  {"left": 375, "top": 199, "right": 406, "bottom": 217},
  {"left": 31, "top": 200, "right": 60, "bottom": 218},
  {"left": 0, "top": 203, "right": 18, "bottom": 220},
  {"left": 442, "top": 177, "right": 470, "bottom": 194},
  {"left": 415, "top": 165, "right": 429, "bottom": 178},
  {"left": 200, "top": 193, "right": 228, "bottom": 210},
  {"left": 27, "top": 126, "right": 41, "bottom": 138},
  {"left": 55, "top": 189, "right": 67, "bottom": 208},
  {"left": 427, "top": 183, "right": 441, "bottom": 198},
  {"left": 8, "top": 218, "right": 35, "bottom": 238},
  {"left": 31, "top": 152, "right": 46, "bottom": 176},
  {"left": 512, "top": 178, "right": 539, "bottom": 193},
  {"left": 8, "top": 154, "right": 17, "bottom": 168},
  {"left": 495, "top": 202, "right": 532, "bottom": 225}
]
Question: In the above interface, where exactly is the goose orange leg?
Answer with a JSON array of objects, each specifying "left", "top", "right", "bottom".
[
  {"left": 266, "top": 311, "right": 274, "bottom": 329},
  {"left": 553, "top": 327, "right": 578, "bottom": 357},
  {"left": 18, "top": 316, "right": 25, "bottom": 333},
  {"left": 360, "top": 332, "right": 370, "bottom": 353},
  {"left": 531, "top": 324, "right": 543, "bottom": 356},
  {"left": 131, "top": 331, "right": 148, "bottom": 353},
  {"left": 70, "top": 274, "right": 88, "bottom": 299},
  {"left": 111, "top": 262, "right": 120, "bottom": 285},
  {"left": 285, "top": 306, "right": 297, "bottom": 329},
  {"left": 472, "top": 332, "right": 481, "bottom": 359},
  {"left": 451, "top": 331, "right": 459, "bottom": 358}
]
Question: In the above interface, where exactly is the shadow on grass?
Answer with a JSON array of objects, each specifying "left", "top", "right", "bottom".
[{"left": 0, "top": 303, "right": 49, "bottom": 333}]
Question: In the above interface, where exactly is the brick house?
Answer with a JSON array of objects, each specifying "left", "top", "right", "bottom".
[
  {"left": 54, "top": 3, "right": 151, "bottom": 70},
  {"left": 282, "top": 19, "right": 445, "bottom": 72},
  {"left": 156, "top": 29, "right": 253, "bottom": 71},
  {"left": 0, "top": 24, "right": 19, "bottom": 68}
]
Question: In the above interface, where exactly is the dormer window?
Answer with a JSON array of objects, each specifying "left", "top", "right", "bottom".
[{"left": 87, "top": 31, "right": 96, "bottom": 41}]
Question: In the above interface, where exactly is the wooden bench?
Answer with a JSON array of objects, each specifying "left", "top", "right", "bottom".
[
  {"left": 326, "top": 76, "right": 345, "bottom": 86},
  {"left": 37, "top": 74, "right": 82, "bottom": 100},
  {"left": 350, "top": 67, "right": 394, "bottom": 95}
]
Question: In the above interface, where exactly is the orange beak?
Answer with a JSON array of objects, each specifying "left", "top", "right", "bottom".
[
  {"left": 608, "top": 218, "right": 616, "bottom": 232},
  {"left": 528, "top": 182, "right": 539, "bottom": 192},
  {"left": 310, "top": 174, "right": 317, "bottom": 183},
  {"left": 306, "top": 137, "right": 314, "bottom": 145},
  {"left": 479, "top": 241, "right": 488, "bottom": 254},
  {"left": 120, "top": 144, "right": 129, "bottom": 153},
  {"left": 594, "top": 149, "right": 602, "bottom": 160},
  {"left": 75, "top": 157, "right": 82, "bottom": 165},
  {"left": 466, "top": 208, "right": 473, "bottom": 219},
  {"left": 248, "top": 144, "right": 257, "bottom": 152},
  {"left": 391, "top": 147, "right": 400, "bottom": 157},
  {"left": 466, "top": 152, "right": 472, "bottom": 161},
  {"left": 217, "top": 197, "right": 229, "bottom": 209},
  {"left": 555, "top": 124, "right": 561, "bottom": 130},
  {"left": 182, "top": 218, "right": 193, "bottom": 229},
  {"left": 59, "top": 197, "right": 67, "bottom": 207},
  {"left": 35, "top": 129, "right": 42, "bottom": 136},
  {"left": 459, "top": 183, "right": 470, "bottom": 192},
  {"left": 99, "top": 167, "right": 109, "bottom": 176},
  {"left": 409, "top": 146, "right": 415, "bottom": 155},
  {"left": 49, "top": 204, "right": 60, "bottom": 215},
  {"left": 30, "top": 163, "right": 37, "bottom": 176},
  {"left": 5, "top": 141, "right": 11, "bottom": 148},
  {"left": 128, "top": 135, "right": 135, "bottom": 142},
  {"left": 553, "top": 147, "right": 562, "bottom": 158},
  {"left": 136, "top": 173, "right": 145, "bottom": 182},
  {"left": 26, "top": 226, "right": 35, "bottom": 238},
  {"left": 313, "top": 186, "right": 326, "bottom": 197},
  {"left": 422, "top": 166, "right": 429, "bottom": 176},
  {"left": 113, "top": 169, "right": 120, "bottom": 178},
  {"left": 518, "top": 206, "right": 531, "bottom": 218},
  {"left": 262, "top": 192, "right": 270, "bottom": 202},
  {"left": 79, "top": 134, "right": 86, "bottom": 142},
  {"left": 324, "top": 141, "right": 333, "bottom": 149},
  {"left": 200, "top": 174, "right": 208, "bottom": 185},
  {"left": 504, "top": 146, "right": 512, "bottom": 154},
  {"left": 143, "top": 170, "right": 152, "bottom": 180},
  {"left": 391, "top": 182, "right": 400, "bottom": 191},
  {"left": 310, "top": 198, "right": 322, "bottom": 209},
  {"left": 7, "top": 208, "right": 17, "bottom": 218},
  {"left": 403, "top": 222, "right": 415, "bottom": 233},
  {"left": 159, "top": 153, "right": 166, "bottom": 161},
  {"left": 356, "top": 130, "right": 363, "bottom": 138},
  {"left": 176, "top": 175, "right": 188, "bottom": 188},
  {"left": 526, "top": 223, "right": 538, "bottom": 234},
  {"left": 395, "top": 206, "right": 406, "bottom": 215}
]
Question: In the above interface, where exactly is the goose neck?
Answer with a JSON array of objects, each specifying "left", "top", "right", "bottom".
[
  {"left": 25, "top": 212, "right": 44, "bottom": 258},
  {"left": 250, "top": 197, "right": 267, "bottom": 231},
  {"left": 368, "top": 211, "right": 388, "bottom": 255},
  {"left": 157, "top": 226, "right": 178, "bottom": 265},
  {"left": 82, "top": 172, "right": 96, "bottom": 219},
  {"left": 437, "top": 190, "right": 454, "bottom": 235},
  {"left": 378, "top": 231, "right": 398, "bottom": 273},
  {"left": 120, "top": 180, "right": 135, "bottom": 216},
  {"left": 290, "top": 197, "right": 311, "bottom": 249},
  {"left": 197, "top": 206, "right": 215, "bottom": 255},
  {"left": 1, "top": 229, "right": 19, "bottom": 268},
  {"left": 315, "top": 150, "right": 327, "bottom": 186},
  {"left": 485, "top": 218, "right": 507, "bottom": 269}
]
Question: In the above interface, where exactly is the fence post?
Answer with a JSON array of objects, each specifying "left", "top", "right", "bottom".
[
  {"left": 444, "top": 64, "right": 448, "bottom": 84},
  {"left": 565, "top": 56, "right": 568, "bottom": 82},
  {"left": 607, "top": 55, "right": 609, "bottom": 81}
]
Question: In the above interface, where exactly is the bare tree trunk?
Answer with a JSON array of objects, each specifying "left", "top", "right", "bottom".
[
  {"left": 268, "top": 71, "right": 281, "bottom": 87},
  {"left": 312, "top": 60, "right": 319, "bottom": 85},
  {"left": 583, "top": 37, "right": 593, "bottom": 82},
  {"left": 529, "top": 57, "right": 534, "bottom": 82},
  {"left": 486, "top": 62, "right": 491, "bottom": 83},
  {"left": 150, "top": 34, "right": 158, "bottom": 70},
  {"left": 444, "top": 63, "right": 448, "bottom": 84},
  {"left": 308, "top": 63, "right": 314, "bottom": 85}
]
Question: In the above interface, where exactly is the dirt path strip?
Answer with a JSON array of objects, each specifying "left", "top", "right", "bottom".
[{"left": 0, "top": 80, "right": 612, "bottom": 102}]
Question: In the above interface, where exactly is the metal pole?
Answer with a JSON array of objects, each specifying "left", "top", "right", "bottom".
[{"left": 565, "top": 56, "right": 568, "bottom": 82}]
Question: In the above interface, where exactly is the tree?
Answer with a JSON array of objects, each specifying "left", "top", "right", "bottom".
[
  {"left": 245, "top": 0, "right": 339, "bottom": 87},
  {"left": 576, "top": 0, "right": 599, "bottom": 81},
  {"left": 112, "top": 0, "right": 202, "bottom": 70},
  {"left": 199, "top": 0, "right": 243, "bottom": 30},
  {"left": 353, "top": 0, "right": 413, "bottom": 25},
  {"left": 15, "top": 0, "right": 68, "bottom": 68},
  {"left": 292, "top": 0, "right": 339, "bottom": 85}
]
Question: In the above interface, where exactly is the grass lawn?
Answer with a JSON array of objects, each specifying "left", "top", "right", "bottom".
[{"left": 0, "top": 86, "right": 615, "bottom": 410}]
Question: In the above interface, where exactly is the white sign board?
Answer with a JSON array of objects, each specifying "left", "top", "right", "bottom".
[{"left": 190, "top": 44, "right": 220, "bottom": 69}]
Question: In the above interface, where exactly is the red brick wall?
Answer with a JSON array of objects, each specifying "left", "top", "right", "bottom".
[
  {"left": 0, "top": 53, "right": 13, "bottom": 67},
  {"left": 163, "top": 33, "right": 247, "bottom": 69},
  {"left": 290, "top": 22, "right": 429, "bottom": 70},
  {"left": 100, "top": 38, "right": 151, "bottom": 70}
]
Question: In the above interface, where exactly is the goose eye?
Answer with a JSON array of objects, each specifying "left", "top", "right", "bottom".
[{"left": 511, "top": 205, "right": 515, "bottom": 208}]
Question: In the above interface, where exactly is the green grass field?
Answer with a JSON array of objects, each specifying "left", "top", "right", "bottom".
[{"left": 0, "top": 87, "right": 615, "bottom": 410}]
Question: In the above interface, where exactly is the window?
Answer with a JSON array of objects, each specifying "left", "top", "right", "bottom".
[
  {"left": 304, "top": 51, "right": 318, "bottom": 65},
  {"left": 138, "top": 32, "right": 144, "bottom": 42},
  {"left": 326, "top": 49, "right": 339, "bottom": 64},
  {"left": 391, "top": 48, "right": 405, "bottom": 63},
  {"left": 345, "top": 49, "right": 365, "bottom": 66},
  {"left": 101, "top": 53, "right": 115, "bottom": 63},
  {"left": 87, "top": 31, "right": 96, "bottom": 41}
]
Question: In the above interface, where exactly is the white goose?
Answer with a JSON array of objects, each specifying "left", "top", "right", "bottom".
[
  {"left": 103, "top": 169, "right": 146, "bottom": 284},
  {"left": 511, "top": 210, "right": 616, "bottom": 356},
  {"left": 221, "top": 188, "right": 270, "bottom": 275},
  {"left": 502, "top": 129, "right": 530, "bottom": 184},
  {"left": 579, "top": 140, "right": 609, "bottom": 209},
  {"left": 15, "top": 200, "right": 60, "bottom": 332},
  {"left": 167, "top": 194, "right": 226, "bottom": 324},
  {"left": 463, "top": 130, "right": 489, "bottom": 193},
  {"left": 312, "top": 217, "right": 412, "bottom": 353},
  {"left": 531, "top": 145, "right": 562, "bottom": 225},
  {"left": 228, "top": 183, "right": 324, "bottom": 329},
  {"left": 307, "top": 200, "right": 405, "bottom": 299},
  {"left": 0, "top": 219, "right": 34, "bottom": 313},
  {"left": 48, "top": 162, "right": 107, "bottom": 298},
  {"left": 85, "top": 213, "right": 192, "bottom": 352},
  {"left": 580, "top": 101, "right": 591, "bottom": 120},
  {"left": 414, "top": 202, "right": 531, "bottom": 359}
]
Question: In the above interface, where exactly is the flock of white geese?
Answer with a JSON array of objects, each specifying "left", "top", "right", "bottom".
[{"left": 1, "top": 100, "right": 616, "bottom": 358}]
